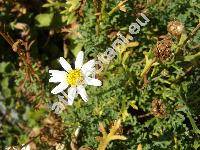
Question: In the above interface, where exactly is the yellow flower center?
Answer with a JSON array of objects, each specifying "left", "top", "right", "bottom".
[{"left": 66, "top": 69, "right": 84, "bottom": 86}]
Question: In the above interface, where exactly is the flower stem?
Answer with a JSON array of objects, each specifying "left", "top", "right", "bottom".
[
  {"left": 140, "top": 57, "right": 157, "bottom": 78},
  {"left": 108, "top": 0, "right": 128, "bottom": 16}
]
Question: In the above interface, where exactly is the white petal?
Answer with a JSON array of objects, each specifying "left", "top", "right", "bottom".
[
  {"left": 85, "top": 77, "right": 102, "bottom": 86},
  {"left": 21, "top": 145, "right": 30, "bottom": 150},
  {"left": 81, "top": 59, "right": 95, "bottom": 76},
  {"left": 59, "top": 57, "right": 72, "bottom": 72},
  {"left": 75, "top": 51, "right": 84, "bottom": 69},
  {"left": 49, "top": 70, "right": 66, "bottom": 83},
  {"left": 6, "top": 147, "right": 17, "bottom": 150},
  {"left": 51, "top": 82, "right": 68, "bottom": 94},
  {"left": 77, "top": 85, "right": 88, "bottom": 102},
  {"left": 67, "top": 87, "right": 77, "bottom": 105}
]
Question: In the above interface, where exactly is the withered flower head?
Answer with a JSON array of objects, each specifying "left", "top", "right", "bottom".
[
  {"left": 153, "top": 35, "right": 173, "bottom": 61},
  {"left": 40, "top": 114, "right": 65, "bottom": 147},
  {"left": 151, "top": 99, "right": 166, "bottom": 118},
  {"left": 167, "top": 21, "right": 184, "bottom": 36}
]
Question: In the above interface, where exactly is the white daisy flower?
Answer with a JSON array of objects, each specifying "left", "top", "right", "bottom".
[
  {"left": 6, "top": 144, "right": 30, "bottom": 150},
  {"left": 49, "top": 51, "right": 102, "bottom": 105}
]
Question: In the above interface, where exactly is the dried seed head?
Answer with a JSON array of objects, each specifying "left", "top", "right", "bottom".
[
  {"left": 167, "top": 21, "right": 184, "bottom": 36},
  {"left": 40, "top": 114, "right": 65, "bottom": 146},
  {"left": 151, "top": 99, "right": 166, "bottom": 118},
  {"left": 153, "top": 35, "right": 172, "bottom": 61}
]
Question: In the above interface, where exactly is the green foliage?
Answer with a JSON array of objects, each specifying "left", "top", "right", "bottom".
[
  {"left": 0, "top": 0, "right": 200, "bottom": 149},
  {"left": 35, "top": 13, "right": 54, "bottom": 27}
]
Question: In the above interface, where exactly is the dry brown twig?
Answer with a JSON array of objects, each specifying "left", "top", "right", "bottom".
[{"left": 0, "top": 28, "right": 41, "bottom": 90}]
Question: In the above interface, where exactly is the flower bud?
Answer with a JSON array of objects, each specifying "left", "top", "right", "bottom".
[
  {"left": 153, "top": 35, "right": 172, "bottom": 61},
  {"left": 151, "top": 99, "right": 166, "bottom": 118},
  {"left": 167, "top": 21, "right": 184, "bottom": 36}
]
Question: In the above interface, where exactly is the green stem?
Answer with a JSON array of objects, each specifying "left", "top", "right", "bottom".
[
  {"left": 184, "top": 51, "right": 200, "bottom": 62},
  {"left": 93, "top": 0, "right": 100, "bottom": 35},
  {"left": 176, "top": 22, "right": 200, "bottom": 54},
  {"left": 140, "top": 57, "right": 157, "bottom": 77},
  {"left": 100, "top": 0, "right": 107, "bottom": 21},
  {"left": 108, "top": 0, "right": 128, "bottom": 16},
  {"left": 185, "top": 111, "right": 200, "bottom": 135}
]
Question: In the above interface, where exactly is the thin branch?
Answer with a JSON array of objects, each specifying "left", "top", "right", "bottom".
[
  {"left": 181, "top": 22, "right": 200, "bottom": 50},
  {"left": 108, "top": 0, "right": 128, "bottom": 16}
]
